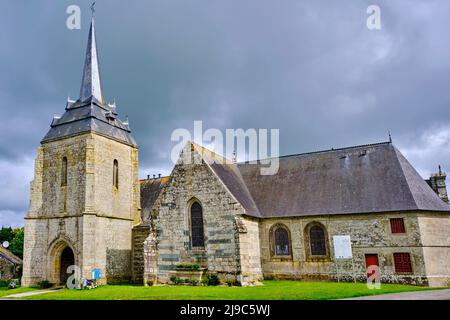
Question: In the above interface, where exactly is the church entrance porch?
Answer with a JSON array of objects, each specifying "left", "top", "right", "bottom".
[
  {"left": 60, "top": 246, "right": 74, "bottom": 286},
  {"left": 48, "top": 240, "right": 76, "bottom": 286}
]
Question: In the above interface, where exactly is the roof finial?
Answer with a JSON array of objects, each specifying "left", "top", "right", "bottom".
[
  {"left": 439, "top": 165, "right": 442, "bottom": 175},
  {"left": 232, "top": 150, "right": 237, "bottom": 164},
  {"left": 388, "top": 131, "right": 392, "bottom": 143},
  {"left": 91, "top": 1, "right": 96, "bottom": 16}
]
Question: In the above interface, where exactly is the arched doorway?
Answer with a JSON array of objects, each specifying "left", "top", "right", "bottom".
[
  {"left": 48, "top": 239, "right": 76, "bottom": 286},
  {"left": 59, "top": 246, "right": 74, "bottom": 286}
]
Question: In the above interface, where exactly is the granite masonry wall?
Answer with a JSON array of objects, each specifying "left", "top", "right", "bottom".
[
  {"left": 258, "top": 212, "right": 442, "bottom": 286},
  {"left": 22, "top": 133, "right": 139, "bottom": 286},
  {"left": 142, "top": 145, "right": 263, "bottom": 285}
]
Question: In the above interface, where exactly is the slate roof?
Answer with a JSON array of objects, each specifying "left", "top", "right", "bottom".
[
  {"left": 0, "top": 247, "right": 22, "bottom": 265},
  {"left": 233, "top": 142, "right": 450, "bottom": 218},
  {"left": 139, "top": 141, "right": 450, "bottom": 219},
  {"left": 140, "top": 177, "right": 170, "bottom": 212},
  {"left": 41, "top": 98, "right": 137, "bottom": 146},
  {"left": 41, "top": 16, "right": 136, "bottom": 147}
]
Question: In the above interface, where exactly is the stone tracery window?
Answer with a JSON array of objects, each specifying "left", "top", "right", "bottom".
[{"left": 190, "top": 201, "right": 205, "bottom": 248}]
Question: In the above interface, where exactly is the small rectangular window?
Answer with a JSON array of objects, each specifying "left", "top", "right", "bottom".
[
  {"left": 390, "top": 218, "right": 406, "bottom": 234},
  {"left": 393, "top": 253, "right": 412, "bottom": 273}
]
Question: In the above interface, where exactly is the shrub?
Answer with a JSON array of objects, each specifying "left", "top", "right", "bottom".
[
  {"left": 0, "top": 280, "right": 9, "bottom": 287},
  {"left": 175, "top": 264, "right": 200, "bottom": 270},
  {"left": 190, "top": 279, "right": 199, "bottom": 286},
  {"left": 146, "top": 280, "right": 154, "bottom": 286},
  {"left": 37, "top": 280, "right": 53, "bottom": 289},
  {"left": 169, "top": 276, "right": 183, "bottom": 285},
  {"left": 225, "top": 278, "right": 237, "bottom": 287},
  {"left": 202, "top": 274, "right": 220, "bottom": 286}
]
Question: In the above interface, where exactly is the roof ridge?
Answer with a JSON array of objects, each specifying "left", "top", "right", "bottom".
[{"left": 238, "top": 140, "right": 392, "bottom": 164}]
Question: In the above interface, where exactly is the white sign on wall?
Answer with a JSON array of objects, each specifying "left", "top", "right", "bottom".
[{"left": 333, "top": 235, "right": 352, "bottom": 259}]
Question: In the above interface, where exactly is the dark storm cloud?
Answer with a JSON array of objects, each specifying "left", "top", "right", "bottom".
[{"left": 1, "top": 0, "right": 450, "bottom": 226}]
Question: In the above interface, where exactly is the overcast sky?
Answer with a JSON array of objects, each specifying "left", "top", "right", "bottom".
[{"left": 1, "top": 0, "right": 450, "bottom": 227}]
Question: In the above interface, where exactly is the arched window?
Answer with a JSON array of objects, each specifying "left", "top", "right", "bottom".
[
  {"left": 190, "top": 202, "right": 205, "bottom": 248},
  {"left": 269, "top": 224, "right": 291, "bottom": 258},
  {"left": 113, "top": 160, "right": 119, "bottom": 189},
  {"left": 309, "top": 225, "right": 326, "bottom": 256},
  {"left": 61, "top": 157, "right": 68, "bottom": 186},
  {"left": 274, "top": 227, "right": 290, "bottom": 256}
]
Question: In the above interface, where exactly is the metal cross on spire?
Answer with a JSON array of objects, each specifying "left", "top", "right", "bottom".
[{"left": 91, "top": 1, "right": 96, "bottom": 16}]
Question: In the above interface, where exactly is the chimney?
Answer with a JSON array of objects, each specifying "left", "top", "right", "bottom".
[
  {"left": 426, "top": 165, "right": 449, "bottom": 203},
  {"left": 147, "top": 175, "right": 150, "bottom": 179},
  {"left": 153, "top": 174, "right": 156, "bottom": 179},
  {"left": 158, "top": 173, "right": 161, "bottom": 178}
]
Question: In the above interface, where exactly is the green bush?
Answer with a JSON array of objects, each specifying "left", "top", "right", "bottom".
[
  {"left": 0, "top": 280, "right": 9, "bottom": 287},
  {"left": 190, "top": 279, "right": 199, "bottom": 286},
  {"left": 225, "top": 278, "right": 237, "bottom": 287},
  {"left": 169, "top": 276, "right": 183, "bottom": 285},
  {"left": 202, "top": 274, "right": 220, "bottom": 286},
  {"left": 37, "top": 280, "right": 53, "bottom": 289},
  {"left": 175, "top": 264, "right": 200, "bottom": 270}
]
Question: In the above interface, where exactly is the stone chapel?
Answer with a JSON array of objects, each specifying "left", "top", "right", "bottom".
[{"left": 22, "top": 15, "right": 450, "bottom": 288}]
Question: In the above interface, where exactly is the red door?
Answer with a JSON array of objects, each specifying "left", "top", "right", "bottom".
[{"left": 365, "top": 254, "right": 379, "bottom": 278}]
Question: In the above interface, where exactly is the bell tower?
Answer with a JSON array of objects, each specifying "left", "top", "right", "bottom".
[{"left": 22, "top": 8, "right": 140, "bottom": 286}]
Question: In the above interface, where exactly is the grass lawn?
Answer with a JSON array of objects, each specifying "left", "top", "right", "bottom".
[
  {"left": 0, "top": 287, "right": 38, "bottom": 298},
  {"left": 26, "top": 280, "right": 441, "bottom": 300}
]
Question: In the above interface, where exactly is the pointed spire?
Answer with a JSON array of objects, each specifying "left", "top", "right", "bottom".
[{"left": 79, "top": 4, "right": 104, "bottom": 104}]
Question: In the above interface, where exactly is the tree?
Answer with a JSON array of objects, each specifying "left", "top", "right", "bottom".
[
  {"left": 10, "top": 228, "right": 24, "bottom": 259},
  {"left": 0, "top": 226, "right": 14, "bottom": 243}
]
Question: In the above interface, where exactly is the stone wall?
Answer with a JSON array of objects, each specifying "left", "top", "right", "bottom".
[
  {"left": 259, "top": 212, "right": 433, "bottom": 285},
  {"left": 131, "top": 224, "right": 151, "bottom": 284},
  {"left": 145, "top": 144, "right": 262, "bottom": 285},
  {"left": 0, "top": 257, "right": 16, "bottom": 280},
  {"left": 22, "top": 132, "right": 139, "bottom": 286},
  {"left": 417, "top": 212, "right": 450, "bottom": 287},
  {"left": 235, "top": 216, "right": 263, "bottom": 285}
]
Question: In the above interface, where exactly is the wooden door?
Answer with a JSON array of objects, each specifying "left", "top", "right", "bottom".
[{"left": 365, "top": 254, "right": 379, "bottom": 278}]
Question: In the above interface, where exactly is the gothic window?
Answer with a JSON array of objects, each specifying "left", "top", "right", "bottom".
[
  {"left": 269, "top": 224, "right": 291, "bottom": 258},
  {"left": 304, "top": 222, "right": 329, "bottom": 260},
  {"left": 190, "top": 202, "right": 205, "bottom": 248},
  {"left": 274, "top": 227, "right": 290, "bottom": 256},
  {"left": 113, "top": 160, "right": 119, "bottom": 189},
  {"left": 309, "top": 225, "right": 326, "bottom": 256},
  {"left": 61, "top": 157, "right": 68, "bottom": 186}
]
